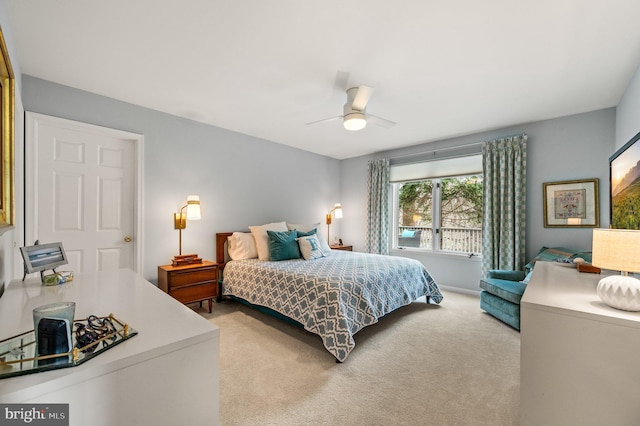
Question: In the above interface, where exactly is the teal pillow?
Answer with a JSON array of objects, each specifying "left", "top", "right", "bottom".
[
  {"left": 295, "top": 228, "right": 317, "bottom": 238},
  {"left": 525, "top": 246, "right": 587, "bottom": 273},
  {"left": 267, "top": 230, "right": 301, "bottom": 261}
]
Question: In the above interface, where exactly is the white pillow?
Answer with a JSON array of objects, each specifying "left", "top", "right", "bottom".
[
  {"left": 227, "top": 232, "right": 258, "bottom": 260},
  {"left": 287, "top": 222, "right": 332, "bottom": 255},
  {"left": 249, "top": 221, "right": 288, "bottom": 260},
  {"left": 297, "top": 234, "right": 327, "bottom": 260}
]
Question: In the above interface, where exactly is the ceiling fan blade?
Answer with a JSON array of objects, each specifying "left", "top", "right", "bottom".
[
  {"left": 352, "top": 85, "right": 374, "bottom": 111},
  {"left": 305, "top": 116, "right": 342, "bottom": 126},
  {"left": 368, "top": 114, "right": 396, "bottom": 128}
]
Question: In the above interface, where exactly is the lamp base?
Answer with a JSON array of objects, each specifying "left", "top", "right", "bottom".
[
  {"left": 597, "top": 275, "right": 640, "bottom": 311},
  {"left": 172, "top": 254, "right": 202, "bottom": 267}
]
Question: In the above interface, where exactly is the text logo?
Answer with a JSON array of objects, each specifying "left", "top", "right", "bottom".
[{"left": 0, "top": 404, "right": 68, "bottom": 425}]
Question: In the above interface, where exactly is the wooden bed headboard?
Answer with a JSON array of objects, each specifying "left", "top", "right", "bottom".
[{"left": 215, "top": 232, "right": 234, "bottom": 271}]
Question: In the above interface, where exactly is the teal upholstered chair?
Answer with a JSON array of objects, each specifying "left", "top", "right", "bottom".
[
  {"left": 480, "top": 247, "right": 592, "bottom": 330},
  {"left": 480, "top": 270, "right": 529, "bottom": 330}
]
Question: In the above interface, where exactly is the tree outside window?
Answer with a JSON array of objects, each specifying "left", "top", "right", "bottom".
[{"left": 396, "top": 175, "right": 483, "bottom": 254}]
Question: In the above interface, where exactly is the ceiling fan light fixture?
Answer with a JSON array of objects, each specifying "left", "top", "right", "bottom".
[{"left": 343, "top": 113, "right": 366, "bottom": 131}]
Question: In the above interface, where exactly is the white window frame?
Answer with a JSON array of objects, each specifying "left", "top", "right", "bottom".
[
  {"left": 389, "top": 149, "right": 483, "bottom": 256},
  {"left": 391, "top": 174, "right": 482, "bottom": 257}
]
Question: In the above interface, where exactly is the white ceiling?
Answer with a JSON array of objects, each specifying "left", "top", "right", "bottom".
[{"left": 8, "top": 1, "right": 640, "bottom": 159}]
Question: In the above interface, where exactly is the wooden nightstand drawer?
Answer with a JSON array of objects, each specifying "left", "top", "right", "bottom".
[
  {"left": 330, "top": 244, "right": 353, "bottom": 251},
  {"left": 170, "top": 282, "right": 217, "bottom": 304},
  {"left": 169, "top": 267, "right": 216, "bottom": 288},
  {"left": 157, "top": 260, "right": 219, "bottom": 313}
]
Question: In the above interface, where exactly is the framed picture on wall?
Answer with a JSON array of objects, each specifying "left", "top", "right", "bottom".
[
  {"left": 543, "top": 179, "right": 599, "bottom": 228},
  {"left": 610, "top": 131, "right": 640, "bottom": 229},
  {"left": 0, "top": 26, "right": 15, "bottom": 230}
]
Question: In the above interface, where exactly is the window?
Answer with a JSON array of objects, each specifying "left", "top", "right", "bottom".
[{"left": 390, "top": 152, "right": 483, "bottom": 255}]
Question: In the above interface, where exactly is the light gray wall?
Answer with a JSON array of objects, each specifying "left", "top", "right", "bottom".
[
  {"left": 616, "top": 63, "right": 640, "bottom": 149},
  {"left": 341, "top": 109, "right": 615, "bottom": 293},
  {"left": 22, "top": 76, "right": 341, "bottom": 282}
]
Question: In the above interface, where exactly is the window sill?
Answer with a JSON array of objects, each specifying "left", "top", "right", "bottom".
[{"left": 391, "top": 247, "right": 482, "bottom": 262}]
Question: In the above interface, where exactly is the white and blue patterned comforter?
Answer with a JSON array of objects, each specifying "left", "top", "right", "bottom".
[{"left": 222, "top": 250, "right": 442, "bottom": 361}]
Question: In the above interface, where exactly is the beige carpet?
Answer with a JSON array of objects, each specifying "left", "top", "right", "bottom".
[{"left": 196, "top": 290, "right": 520, "bottom": 426}]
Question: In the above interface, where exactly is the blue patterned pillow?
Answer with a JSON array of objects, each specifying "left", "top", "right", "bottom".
[
  {"left": 267, "top": 230, "right": 301, "bottom": 261},
  {"left": 287, "top": 222, "right": 332, "bottom": 256},
  {"left": 297, "top": 234, "right": 326, "bottom": 260}
]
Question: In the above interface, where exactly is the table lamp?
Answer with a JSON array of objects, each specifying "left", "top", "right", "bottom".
[
  {"left": 326, "top": 203, "right": 343, "bottom": 245},
  {"left": 591, "top": 228, "right": 640, "bottom": 311},
  {"left": 173, "top": 195, "right": 202, "bottom": 265}
]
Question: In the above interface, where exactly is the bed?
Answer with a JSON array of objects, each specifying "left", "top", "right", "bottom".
[{"left": 216, "top": 231, "right": 443, "bottom": 362}]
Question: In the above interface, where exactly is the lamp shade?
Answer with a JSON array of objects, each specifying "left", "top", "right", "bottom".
[
  {"left": 592, "top": 228, "right": 640, "bottom": 273},
  {"left": 334, "top": 203, "right": 343, "bottom": 218},
  {"left": 186, "top": 195, "right": 201, "bottom": 220}
]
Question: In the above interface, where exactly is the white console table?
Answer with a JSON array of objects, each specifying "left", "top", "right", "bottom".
[
  {"left": 0, "top": 269, "right": 220, "bottom": 426},
  {"left": 521, "top": 261, "right": 640, "bottom": 426}
]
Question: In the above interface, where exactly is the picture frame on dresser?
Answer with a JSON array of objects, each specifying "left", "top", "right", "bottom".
[
  {"left": 610, "top": 130, "right": 640, "bottom": 229},
  {"left": 542, "top": 178, "right": 599, "bottom": 228}
]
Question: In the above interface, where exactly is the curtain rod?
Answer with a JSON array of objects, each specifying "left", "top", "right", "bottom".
[
  {"left": 387, "top": 141, "right": 482, "bottom": 162},
  {"left": 385, "top": 132, "right": 527, "bottom": 162}
]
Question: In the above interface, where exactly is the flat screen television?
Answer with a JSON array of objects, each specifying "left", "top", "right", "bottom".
[
  {"left": 20, "top": 242, "right": 68, "bottom": 280},
  {"left": 610, "top": 131, "right": 640, "bottom": 229}
]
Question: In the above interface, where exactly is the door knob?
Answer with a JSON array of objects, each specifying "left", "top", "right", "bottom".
[{"left": 124, "top": 235, "right": 133, "bottom": 243}]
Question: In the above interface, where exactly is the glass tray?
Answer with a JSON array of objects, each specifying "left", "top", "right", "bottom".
[{"left": 0, "top": 314, "right": 137, "bottom": 379}]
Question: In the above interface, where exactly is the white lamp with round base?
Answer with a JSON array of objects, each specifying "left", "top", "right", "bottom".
[
  {"left": 592, "top": 228, "right": 640, "bottom": 312},
  {"left": 596, "top": 274, "right": 640, "bottom": 311}
]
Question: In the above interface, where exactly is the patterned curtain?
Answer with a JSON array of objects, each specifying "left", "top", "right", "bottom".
[
  {"left": 366, "top": 158, "right": 390, "bottom": 255},
  {"left": 481, "top": 135, "right": 527, "bottom": 276}
]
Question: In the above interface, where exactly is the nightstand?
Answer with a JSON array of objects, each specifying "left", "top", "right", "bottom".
[
  {"left": 158, "top": 260, "right": 219, "bottom": 313},
  {"left": 330, "top": 244, "right": 353, "bottom": 251}
]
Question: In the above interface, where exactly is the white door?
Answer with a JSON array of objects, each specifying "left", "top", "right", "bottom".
[{"left": 25, "top": 113, "right": 143, "bottom": 275}]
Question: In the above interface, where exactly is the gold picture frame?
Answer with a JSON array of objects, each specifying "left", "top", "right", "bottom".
[
  {"left": 0, "top": 25, "right": 14, "bottom": 231},
  {"left": 543, "top": 179, "right": 599, "bottom": 228}
]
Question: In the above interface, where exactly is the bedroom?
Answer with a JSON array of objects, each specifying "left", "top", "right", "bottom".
[{"left": 1, "top": 1, "right": 640, "bottom": 425}]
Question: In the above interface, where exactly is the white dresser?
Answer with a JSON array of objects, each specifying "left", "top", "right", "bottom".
[
  {"left": 521, "top": 261, "right": 640, "bottom": 426},
  {"left": 0, "top": 269, "right": 220, "bottom": 426}
]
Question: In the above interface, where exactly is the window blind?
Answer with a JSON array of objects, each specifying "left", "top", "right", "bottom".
[{"left": 390, "top": 154, "right": 482, "bottom": 183}]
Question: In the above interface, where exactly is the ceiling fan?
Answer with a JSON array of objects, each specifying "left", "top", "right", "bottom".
[{"left": 306, "top": 84, "right": 396, "bottom": 131}]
